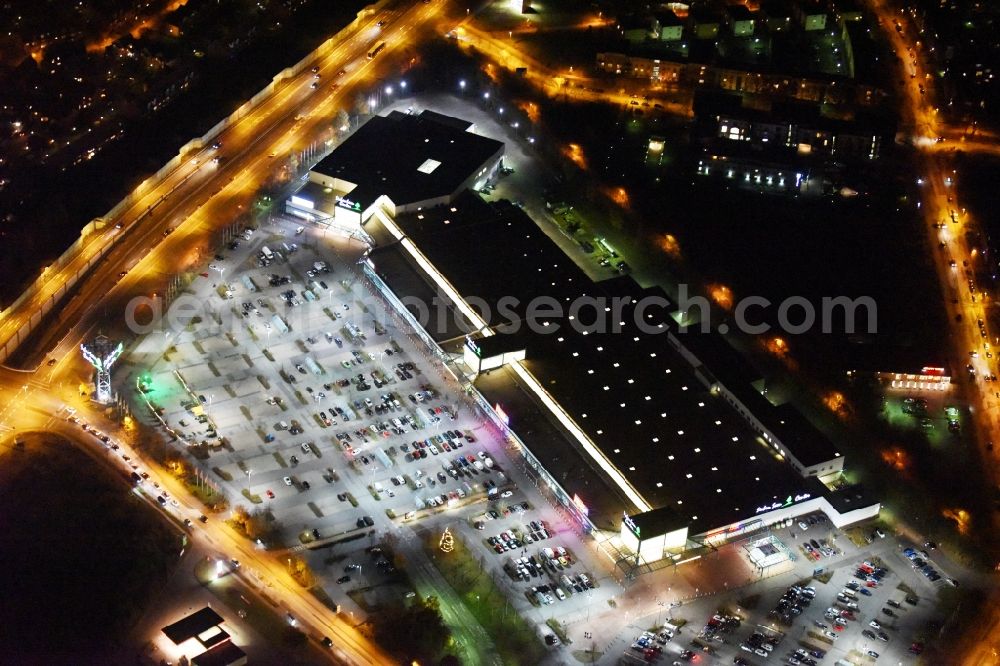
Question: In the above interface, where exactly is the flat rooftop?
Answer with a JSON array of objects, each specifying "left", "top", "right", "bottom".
[
  {"left": 191, "top": 640, "right": 246, "bottom": 666},
  {"left": 370, "top": 193, "right": 837, "bottom": 533},
  {"left": 162, "top": 607, "right": 224, "bottom": 645},
  {"left": 675, "top": 327, "right": 842, "bottom": 468},
  {"left": 369, "top": 241, "right": 476, "bottom": 343},
  {"left": 311, "top": 110, "right": 503, "bottom": 210}
]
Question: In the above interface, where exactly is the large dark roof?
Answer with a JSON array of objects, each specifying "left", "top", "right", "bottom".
[
  {"left": 826, "top": 483, "right": 878, "bottom": 515},
  {"left": 191, "top": 640, "right": 246, "bottom": 666},
  {"left": 672, "top": 328, "right": 841, "bottom": 468},
  {"left": 311, "top": 111, "right": 503, "bottom": 209},
  {"left": 373, "top": 193, "right": 834, "bottom": 532},
  {"left": 162, "top": 607, "right": 224, "bottom": 645}
]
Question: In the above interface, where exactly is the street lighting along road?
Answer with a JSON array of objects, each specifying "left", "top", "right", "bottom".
[{"left": 0, "top": 2, "right": 446, "bottom": 664}]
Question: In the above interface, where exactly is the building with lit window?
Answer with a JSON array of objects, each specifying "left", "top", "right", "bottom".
[
  {"left": 867, "top": 366, "right": 952, "bottom": 392},
  {"left": 694, "top": 91, "right": 893, "bottom": 162},
  {"left": 285, "top": 110, "right": 504, "bottom": 236},
  {"left": 695, "top": 144, "right": 818, "bottom": 195},
  {"left": 363, "top": 191, "right": 879, "bottom": 577}
]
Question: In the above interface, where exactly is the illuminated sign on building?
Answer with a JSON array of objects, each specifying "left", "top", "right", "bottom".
[
  {"left": 493, "top": 402, "right": 510, "bottom": 426},
  {"left": 623, "top": 512, "right": 641, "bottom": 538},
  {"left": 572, "top": 494, "right": 589, "bottom": 517},
  {"left": 465, "top": 336, "right": 482, "bottom": 357},
  {"left": 335, "top": 196, "right": 362, "bottom": 211},
  {"left": 754, "top": 493, "right": 811, "bottom": 514}
]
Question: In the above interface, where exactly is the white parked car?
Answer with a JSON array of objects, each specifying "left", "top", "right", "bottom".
[
  {"left": 284, "top": 476, "right": 293, "bottom": 486},
  {"left": 500, "top": 490, "right": 513, "bottom": 498}
]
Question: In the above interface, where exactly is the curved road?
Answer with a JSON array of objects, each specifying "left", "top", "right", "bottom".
[
  {"left": 0, "top": 0, "right": 454, "bottom": 663},
  {"left": 0, "top": 0, "right": 445, "bottom": 371}
]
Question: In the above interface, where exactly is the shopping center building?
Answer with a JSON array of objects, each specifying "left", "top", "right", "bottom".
[
  {"left": 298, "top": 110, "right": 880, "bottom": 576},
  {"left": 285, "top": 110, "right": 504, "bottom": 236}
]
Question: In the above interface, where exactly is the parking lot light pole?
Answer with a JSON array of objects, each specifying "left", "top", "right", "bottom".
[{"left": 246, "top": 469, "right": 252, "bottom": 494}]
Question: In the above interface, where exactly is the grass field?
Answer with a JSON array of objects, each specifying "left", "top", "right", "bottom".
[{"left": 423, "top": 531, "right": 546, "bottom": 665}]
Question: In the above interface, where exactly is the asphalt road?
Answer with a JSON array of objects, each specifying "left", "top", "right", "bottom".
[
  {"left": 0, "top": 0, "right": 447, "bottom": 371},
  {"left": 0, "top": 0, "right": 452, "bottom": 663}
]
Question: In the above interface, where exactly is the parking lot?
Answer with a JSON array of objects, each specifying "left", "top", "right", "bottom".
[
  {"left": 128, "top": 213, "right": 614, "bottom": 649},
  {"left": 604, "top": 514, "right": 953, "bottom": 666},
  {"left": 133, "top": 216, "right": 524, "bottom": 541}
]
